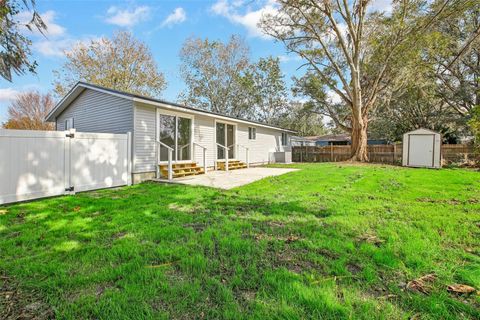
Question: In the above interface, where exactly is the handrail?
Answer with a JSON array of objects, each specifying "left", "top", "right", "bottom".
[
  {"left": 236, "top": 144, "right": 250, "bottom": 168},
  {"left": 216, "top": 143, "right": 230, "bottom": 151},
  {"left": 215, "top": 143, "right": 230, "bottom": 171},
  {"left": 156, "top": 140, "right": 174, "bottom": 180},
  {"left": 193, "top": 142, "right": 207, "bottom": 150},
  {"left": 193, "top": 142, "right": 207, "bottom": 173},
  {"left": 157, "top": 140, "right": 174, "bottom": 151}
]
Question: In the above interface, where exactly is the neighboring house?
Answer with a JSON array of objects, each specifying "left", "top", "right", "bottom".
[
  {"left": 305, "top": 134, "right": 388, "bottom": 146},
  {"left": 291, "top": 136, "right": 316, "bottom": 147},
  {"left": 46, "top": 82, "right": 295, "bottom": 183}
]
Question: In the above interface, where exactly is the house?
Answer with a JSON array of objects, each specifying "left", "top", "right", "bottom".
[
  {"left": 46, "top": 82, "right": 295, "bottom": 183},
  {"left": 291, "top": 136, "right": 316, "bottom": 147},
  {"left": 305, "top": 134, "right": 388, "bottom": 146}
]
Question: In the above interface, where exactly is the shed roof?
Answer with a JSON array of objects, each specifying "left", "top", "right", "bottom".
[
  {"left": 46, "top": 82, "right": 296, "bottom": 133},
  {"left": 403, "top": 128, "right": 440, "bottom": 135}
]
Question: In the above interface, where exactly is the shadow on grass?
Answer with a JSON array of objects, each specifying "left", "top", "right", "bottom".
[{"left": 0, "top": 180, "right": 479, "bottom": 319}]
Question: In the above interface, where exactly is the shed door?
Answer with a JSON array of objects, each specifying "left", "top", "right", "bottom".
[{"left": 408, "top": 134, "right": 434, "bottom": 167}]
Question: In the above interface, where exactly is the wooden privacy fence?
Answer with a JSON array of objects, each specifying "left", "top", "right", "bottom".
[{"left": 292, "top": 144, "right": 477, "bottom": 165}]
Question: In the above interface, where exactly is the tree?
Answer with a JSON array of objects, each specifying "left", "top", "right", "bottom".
[
  {"left": 1, "top": 0, "right": 46, "bottom": 81},
  {"left": 469, "top": 106, "right": 480, "bottom": 149},
  {"left": 53, "top": 31, "right": 166, "bottom": 97},
  {"left": 369, "top": 81, "right": 465, "bottom": 143},
  {"left": 429, "top": 3, "right": 480, "bottom": 118},
  {"left": 179, "top": 35, "right": 250, "bottom": 117},
  {"left": 3, "top": 91, "right": 55, "bottom": 130},
  {"left": 261, "top": 0, "right": 473, "bottom": 161},
  {"left": 242, "top": 56, "right": 289, "bottom": 124},
  {"left": 277, "top": 101, "right": 326, "bottom": 136}
]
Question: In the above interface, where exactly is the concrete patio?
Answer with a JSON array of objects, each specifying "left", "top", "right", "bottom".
[{"left": 154, "top": 167, "right": 298, "bottom": 190}]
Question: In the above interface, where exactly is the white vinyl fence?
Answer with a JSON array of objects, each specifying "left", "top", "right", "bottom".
[{"left": 0, "top": 129, "right": 131, "bottom": 205}]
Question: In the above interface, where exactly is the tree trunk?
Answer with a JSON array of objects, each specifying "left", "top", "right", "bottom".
[{"left": 349, "top": 116, "right": 369, "bottom": 161}]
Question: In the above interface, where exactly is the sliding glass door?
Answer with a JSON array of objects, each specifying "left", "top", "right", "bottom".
[
  {"left": 158, "top": 113, "right": 192, "bottom": 162},
  {"left": 216, "top": 122, "right": 235, "bottom": 160}
]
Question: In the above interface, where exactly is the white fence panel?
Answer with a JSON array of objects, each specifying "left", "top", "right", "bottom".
[
  {"left": 70, "top": 132, "right": 131, "bottom": 192},
  {"left": 0, "top": 129, "right": 131, "bottom": 205},
  {"left": 0, "top": 129, "right": 68, "bottom": 204}
]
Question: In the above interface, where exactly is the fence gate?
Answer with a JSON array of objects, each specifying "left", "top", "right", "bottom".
[{"left": 0, "top": 129, "right": 131, "bottom": 205}]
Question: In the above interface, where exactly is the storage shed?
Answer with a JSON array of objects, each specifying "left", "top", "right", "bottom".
[{"left": 402, "top": 128, "right": 441, "bottom": 168}]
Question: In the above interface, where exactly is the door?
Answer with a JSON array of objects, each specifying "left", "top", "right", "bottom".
[
  {"left": 159, "top": 114, "right": 176, "bottom": 161},
  {"left": 216, "top": 122, "right": 235, "bottom": 160},
  {"left": 158, "top": 113, "right": 192, "bottom": 162},
  {"left": 408, "top": 134, "right": 434, "bottom": 167}
]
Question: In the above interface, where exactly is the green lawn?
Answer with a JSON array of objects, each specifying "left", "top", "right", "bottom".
[{"left": 0, "top": 163, "right": 479, "bottom": 319}]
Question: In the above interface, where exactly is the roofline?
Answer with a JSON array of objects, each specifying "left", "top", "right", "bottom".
[{"left": 46, "top": 82, "right": 297, "bottom": 133}]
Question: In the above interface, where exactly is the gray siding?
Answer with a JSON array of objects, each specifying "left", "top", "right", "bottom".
[
  {"left": 56, "top": 89, "right": 133, "bottom": 133},
  {"left": 133, "top": 103, "right": 156, "bottom": 173}
]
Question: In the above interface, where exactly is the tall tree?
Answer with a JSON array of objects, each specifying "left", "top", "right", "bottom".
[
  {"left": 242, "top": 56, "right": 289, "bottom": 124},
  {"left": 0, "top": 0, "right": 46, "bottom": 81},
  {"left": 53, "top": 31, "right": 166, "bottom": 97},
  {"left": 430, "top": 3, "right": 480, "bottom": 117},
  {"left": 3, "top": 91, "right": 55, "bottom": 130},
  {"left": 179, "top": 35, "right": 250, "bottom": 117},
  {"left": 277, "top": 101, "right": 326, "bottom": 136},
  {"left": 261, "top": 0, "right": 473, "bottom": 161}
]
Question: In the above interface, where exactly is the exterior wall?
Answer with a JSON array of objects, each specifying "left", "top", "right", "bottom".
[
  {"left": 236, "top": 123, "right": 291, "bottom": 164},
  {"left": 193, "top": 114, "right": 216, "bottom": 169},
  {"left": 131, "top": 103, "right": 293, "bottom": 180},
  {"left": 133, "top": 103, "right": 157, "bottom": 173},
  {"left": 56, "top": 89, "right": 133, "bottom": 133}
]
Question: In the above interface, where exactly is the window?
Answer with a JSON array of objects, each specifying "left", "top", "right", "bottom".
[
  {"left": 282, "top": 132, "right": 288, "bottom": 146},
  {"left": 65, "top": 118, "right": 74, "bottom": 130},
  {"left": 248, "top": 127, "right": 256, "bottom": 140}
]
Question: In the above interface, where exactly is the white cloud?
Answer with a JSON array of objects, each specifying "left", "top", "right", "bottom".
[
  {"left": 0, "top": 88, "right": 20, "bottom": 103},
  {"left": 34, "top": 36, "right": 100, "bottom": 58},
  {"left": 161, "top": 8, "right": 187, "bottom": 28},
  {"left": 326, "top": 90, "right": 342, "bottom": 104},
  {"left": 105, "top": 6, "right": 150, "bottom": 27},
  {"left": 278, "top": 54, "right": 301, "bottom": 63},
  {"left": 210, "top": 0, "right": 277, "bottom": 39},
  {"left": 16, "top": 10, "right": 66, "bottom": 37},
  {"left": 369, "top": 0, "right": 393, "bottom": 14}
]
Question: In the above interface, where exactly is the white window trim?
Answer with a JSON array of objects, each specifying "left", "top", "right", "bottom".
[
  {"left": 282, "top": 132, "right": 288, "bottom": 146},
  {"left": 248, "top": 127, "right": 256, "bottom": 140},
  {"left": 65, "top": 118, "right": 74, "bottom": 130}
]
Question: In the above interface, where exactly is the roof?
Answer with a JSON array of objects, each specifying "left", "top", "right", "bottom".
[
  {"left": 403, "top": 128, "right": 440, "bottom": 135},
  {"left": 304, "top": 134, "right": 351, "bottom": 141},
  {"left": 46, "top": 82, "right": 296, "bottom": 133}
]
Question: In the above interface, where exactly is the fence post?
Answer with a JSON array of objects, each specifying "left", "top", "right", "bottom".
[
  {"left": 393, "top": 144, "right": 396, "bottom": 164},
  {"left": 330, "top": 144, "right": 334, "bottom": 162},
  {"left": 127, "top": 132, "right": 132, "bottom": 186}
]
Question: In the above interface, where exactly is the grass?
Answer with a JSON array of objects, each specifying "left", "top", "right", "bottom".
[{"left": 0, "top": 163, "right": 479, "bottom": 319}]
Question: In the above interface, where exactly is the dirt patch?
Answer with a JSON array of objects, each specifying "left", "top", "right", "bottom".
[
  {"left": 315, "top": 248, "right": 340, "bottom": 260},
  {"left": 252, "top": 233, "right": 301, "bottom": 244},
  {"left": 357, "top": 233, "right": 384, "bottom": 247},
  {"left": 406, "top": 273, "right": 437, "bottom": 294},
  {"left": 183, "top": 222, "right": 207, "bottom": 233},
  {"left": 347, "top": 263, "right": 362, "bottom": 275},
  {"left": 0, "top": 274, "right": 54, "bottom": 320},
  {"left": 112, "top": 231, "right": 128, "bottom": 239},
  {"left": 416, "top": 198, "right": 480, "bottom": 205}
]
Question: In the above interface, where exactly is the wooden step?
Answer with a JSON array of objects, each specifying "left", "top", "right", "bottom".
[
  {"left": 216, "top": 160, "right": 248, "bottom": 171},
  {"left": 159, "top": 162, "right": 205, "bottom": 179}
]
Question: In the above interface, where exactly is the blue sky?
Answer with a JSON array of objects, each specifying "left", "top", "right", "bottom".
[{"left": 0, "top": 0, "right": 391, "bottom": 124}]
